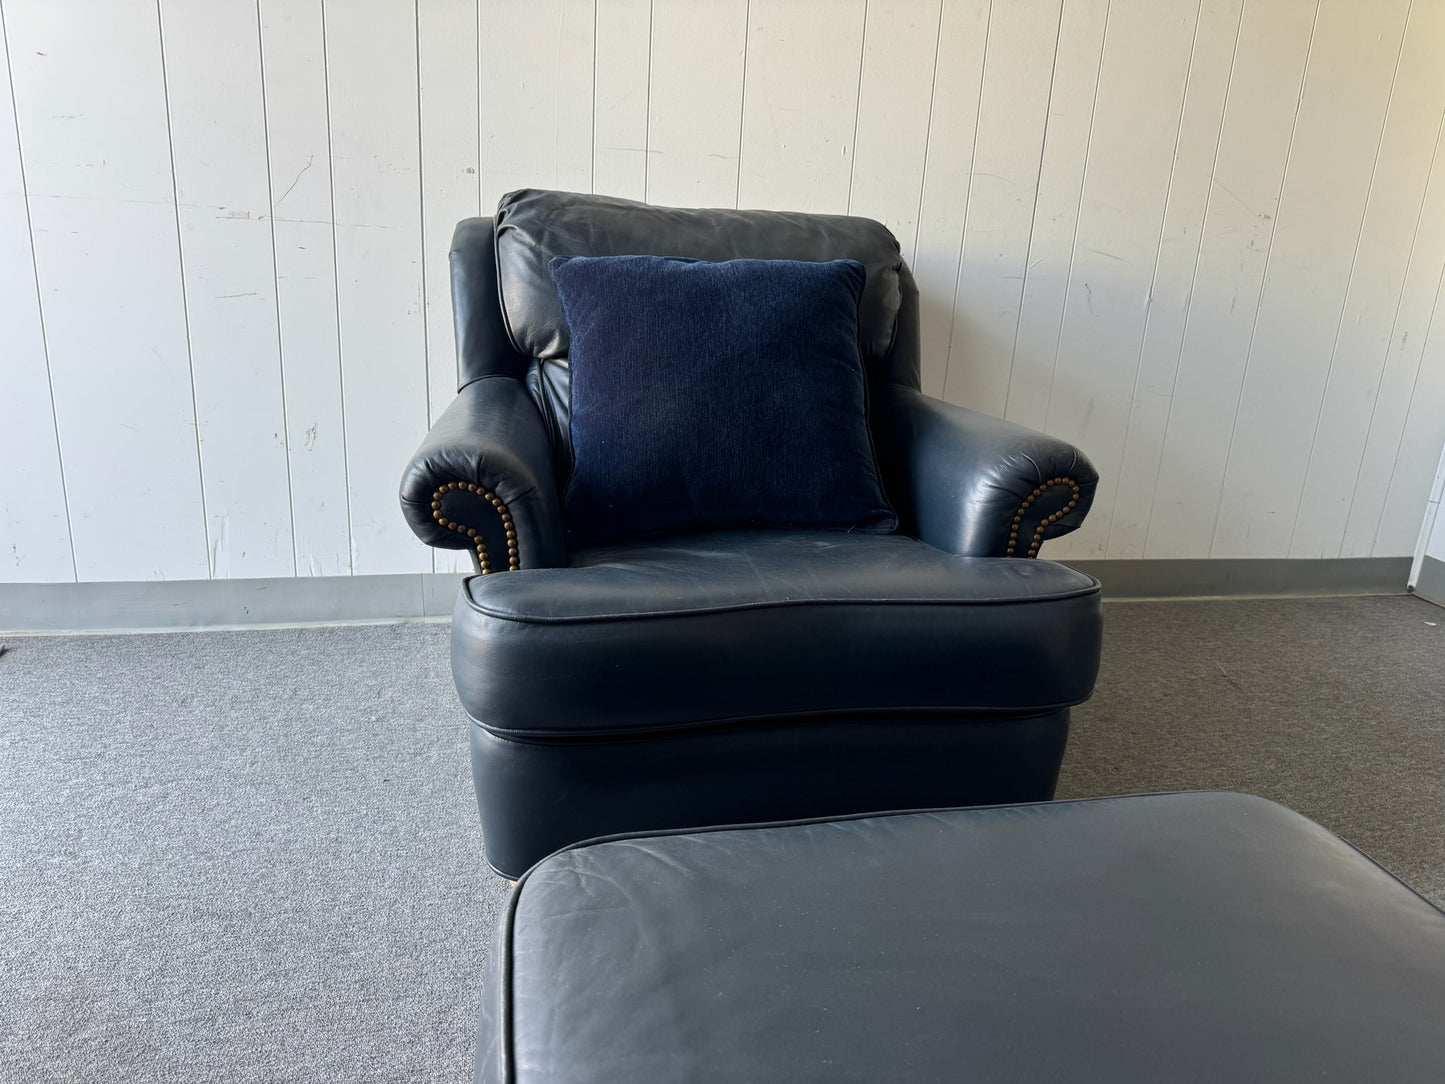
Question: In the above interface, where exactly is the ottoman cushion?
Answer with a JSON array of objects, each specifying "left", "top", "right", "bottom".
[{"left": 478, "top": 792, "right": 1445, "bottom": 1082}]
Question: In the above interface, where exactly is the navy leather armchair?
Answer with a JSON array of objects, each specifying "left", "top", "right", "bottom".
[{"left": 401, "top": 189, "right": 1103, "bottom": 877}]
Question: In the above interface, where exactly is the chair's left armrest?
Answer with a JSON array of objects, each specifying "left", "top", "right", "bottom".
[
  {"left": 877, "top": 384, "right": 1098, "bottom": 559},
  {"left": 399, "top": 375, "right": 567, "bottom": 572}
]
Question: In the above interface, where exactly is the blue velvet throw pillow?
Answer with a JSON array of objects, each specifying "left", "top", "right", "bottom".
[{"left": 549, "top": 254, "right": 897, "bottom": 547}]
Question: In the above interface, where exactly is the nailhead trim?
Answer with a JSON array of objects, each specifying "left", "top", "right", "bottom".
[
  {"left": 1006, "top": 477, "right": 1081, "bottom": 558},
  {"left": 431, "top": 481, "right": 520, "bottom": 574}
]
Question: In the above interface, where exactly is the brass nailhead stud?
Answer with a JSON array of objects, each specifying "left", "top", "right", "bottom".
[
  {"left": 1006, "top": 477, "right": 1083, "bottom": 558},
  {"left": 431, "top": 479, "right": 522, "bottom": 574}
]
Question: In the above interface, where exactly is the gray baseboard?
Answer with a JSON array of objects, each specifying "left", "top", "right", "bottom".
[
  {"left": 1064, "top": 557, "right": 1411, "bottom": 600},
  {"left": 1413, "top": 556, "right": 1445, "bottom": 609},
  {"left": 0, "top": 572, "right": 468, "bottom": 634},
  {"left": 0, "top": 557, "right": 1413, "bottom": 633}
]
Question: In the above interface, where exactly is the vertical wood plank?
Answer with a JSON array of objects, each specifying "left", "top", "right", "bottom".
[
  {"left": 1374, "top": 137, "right": 1445, "bottom": 557},
  {"left": 478, "top": 0, "right": 595, "bottom": 211},
  {"left": 1211, "top": 0, "right": 1409, "bottom": 557},
  {"left": 259, "top": 0, "right": 351, "bottom": 577},
  {"left": 325, "top": 0, "right": 429, "bottom": 575},
  {"left": 737, "top": 0, "right": 867, "bottom": 212},
  {"left": 1427, "top": 457, "right": 1445, "bottom": 560},
  {"left": 0, "top": 3, "right": 73, "bottom": 582},
  {"left": 419, "top": 0, "right": 481, "bottom": 576},
  {"left": 419, "top": 0, "right": 480, "bottom": 424},
  {"left": 1293, "top": 0, "right": 1445, "bottom": 558},
  {"left": 1104, "top": 0, "right": 1245, "bottom": 558},
  {"left": 1345, "top": 119, "right": 1445, "bottom": 557},
  {"left": 160, "top": 0, "right": 294, "bottom": 579},
  {"left": 646, "top": 0, "right": 748, "bottom": 208},
  {"left": 5, "top": 0, "right": 1444, "bottom": 589},
  {"left": 593, "top": 0, "right": 650, "bottom": 201},
  {"left": 848, "top": 0, "right": 942, "bottom": 266},
  {"left": 912, "top": 0, "right": 990, "bottom": 399},
  {"left": 1144, "top": 0, "right": 1317, "bottom": 559},
  {"left": 941, "top": 0, "right": 1062, "bottom": 417},
  {"left": 1040, "top": 0, "right": 1200, "bottom": 561},
  {"left": 1002, "top": 0, "right": 1109, "bottom": 435},
  {"left": 7, "top": 0, "right": 208, "bottom": 582},
  {"left": 1377, "top": 271, "right": 1445, "bottom": 556}
]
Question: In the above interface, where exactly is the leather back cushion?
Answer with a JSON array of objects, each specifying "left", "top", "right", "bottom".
[{"left": 494, "top": 189, "right": 906, "bottom": 367}]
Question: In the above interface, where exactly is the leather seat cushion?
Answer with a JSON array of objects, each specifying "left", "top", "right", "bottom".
[
  {"left": 478, "top": 793, "right": 1445, "bottom": 1082},
  {"left": 450, "top": 530, "right": 1101, "bottom": 736}
]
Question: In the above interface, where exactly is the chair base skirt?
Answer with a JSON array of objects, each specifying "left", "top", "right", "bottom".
[{"left": 470, "top": 710, "right": 1070, "bottom": 878}]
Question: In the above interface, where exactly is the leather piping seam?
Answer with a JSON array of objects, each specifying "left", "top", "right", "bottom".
[
  {"left": 1006, "top": 478, "right": 1082, "bottom": 558},
  {"left": 510, "top": 791, "right": 1263, "bottom": 869},
  {"left": 468, "top": 702, "right": 1087, "bottom": 742},
  {"left": 432, "top": 481, "right": 520, "bottom": 574},
  {"left": 460, "top": 582, "right": 1102, "bottom": 624}
]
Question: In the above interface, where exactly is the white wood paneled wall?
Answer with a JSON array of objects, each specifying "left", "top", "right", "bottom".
[{"left": 3, "top": 0, "right": 1445, "bottom": 583}]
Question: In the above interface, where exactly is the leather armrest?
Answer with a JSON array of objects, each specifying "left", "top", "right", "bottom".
[
  {"left": 878, "top": 384, "right": 1098, "bottom": 558},
  {"left": 399, "top": 376, "right": 566, "bottom": 572}
]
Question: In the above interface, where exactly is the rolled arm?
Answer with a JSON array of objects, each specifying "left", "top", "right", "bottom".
[
  {"left": 399, "top": 375, "right": 566, "bottom": 572},
  {"left": 878, "top": 384, "right": 1098, "bottom": 559}
]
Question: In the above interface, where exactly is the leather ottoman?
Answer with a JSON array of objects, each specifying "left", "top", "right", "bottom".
[{"left": 476, "top": 792, "right": 1445, "bottom": 1082}]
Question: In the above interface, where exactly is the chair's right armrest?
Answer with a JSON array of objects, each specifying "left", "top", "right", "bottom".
[
  {"left": 399, "top": 375, "right": 567, "bottom": 572},
  {"left": 877, "top": 384, "right": 1098, "bottom": 559}
]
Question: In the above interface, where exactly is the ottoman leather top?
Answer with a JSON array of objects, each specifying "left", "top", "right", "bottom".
[
  {"left": 479, "top": 792, "right": 1445, "bottom": 1083},
  {"left": 452, "top": 529, "right": 1101, "bottom": 736}
]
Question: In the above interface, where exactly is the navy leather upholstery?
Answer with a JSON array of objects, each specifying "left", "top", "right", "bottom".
[
  {"left": 494, "top": 188, "right": 906, "bottom": 368},
  {"left": 399, "top": 190, "right": 1106, "bottom": 875},
  {"left": 398, "top": 376, "right": 565, "bottom": 567},
  {"left": 467, "top": 710, "right": 1072, "bottom": 880},
  {"left": 480, "top": 793, "right": 1445, "bottom": 1083},
  {"left": 880, "top": 384, "right": 1097, "bottom": 557},
  {"left": 452, "top": 531, "right": 1100, "bottom": 735}
]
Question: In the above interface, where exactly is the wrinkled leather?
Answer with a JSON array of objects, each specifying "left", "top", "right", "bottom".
[
  {"left": 493, "top": 188, "right": 907, "bottom": 371},
  {"left": 399, "top": 376, "right": 566, "bottom": 567},
  {"left": 523, "top": 356, "right": 573, "bottom": 482},
  {"left": 480, "top": 793, "right": 1445, "bottom": 1083},
  {"left": 451, "top": 217, "right": 530, "bottom": 385},
  {"left": 452, "top": 530, "right": 1101, "bottom": 736},
  {"left": 886, "top": 261, "right": 923, "bottom": 391},
  {"left": 879, "top": 384, "right": 1100, "bottom": 557}
]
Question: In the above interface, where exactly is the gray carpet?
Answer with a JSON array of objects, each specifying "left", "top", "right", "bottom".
[
  {"left": 2, "top": 594, "right": 1443, "bottom": 1082},
  {"left": 1057, "top": 594, "right": 1445, "bottom": 905}
]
